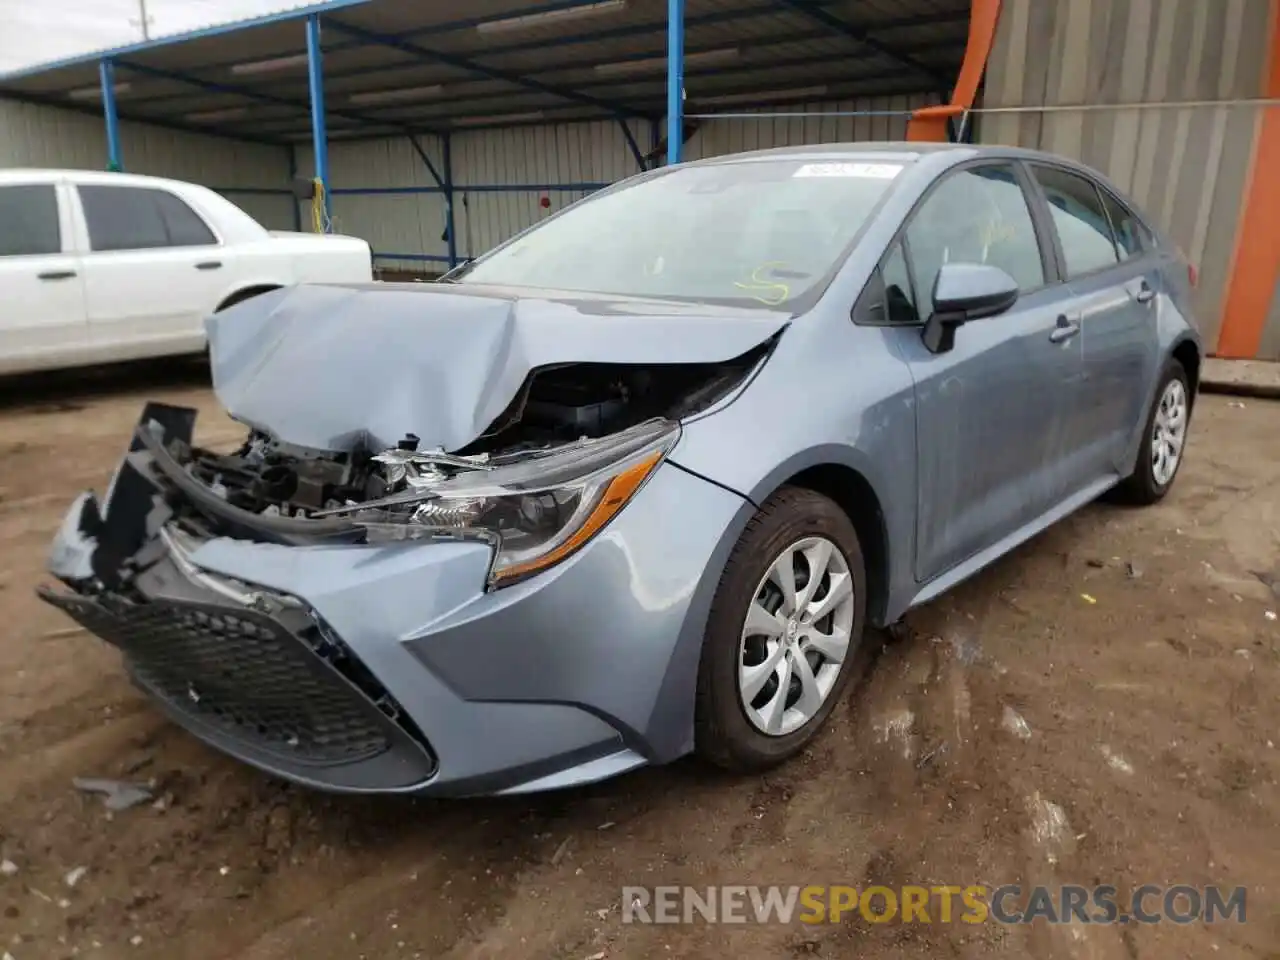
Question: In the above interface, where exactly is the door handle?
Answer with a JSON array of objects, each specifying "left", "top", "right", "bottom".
[
  {"left": 195, "top": 261, "right": 222, "bottom": 270},
  {"left": 1134, "top": 281, "right": 1155, "bottom": 304},
  {"left": 37, "top": 270, "right": 76, "bottom": 281},
  {"left": 1049, "top": 314, "right": 1080, "bottom": 344}
]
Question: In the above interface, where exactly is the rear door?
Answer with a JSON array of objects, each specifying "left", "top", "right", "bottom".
[
  {"left": 874, "top": 162, "right": 1085, "bottom": 583},
  {"left": 1026, "top": 164, "right": 1158, "bottom": 479},
  {"left": 0, "top": 181, "right": 89, "bottom": 373},
  {"left": 75, "top": 183, "right": 228, "bottom": 357}
]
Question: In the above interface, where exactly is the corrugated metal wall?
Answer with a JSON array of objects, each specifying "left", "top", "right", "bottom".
[
  {"left": 685, "top": 94, "right": 937, "bottom": 159},
  {"left": 296, "top": 135, "right": 450, "bottom": 271},
  {"left": 451, "top": 118, "right": 647, "bottom": 260},
  {"left": 0, "top": 97, "right": 294, "bottom": 228},
  {"left": 979, "top": 0, "right": 1275, "bottom": 350},
  {"left": 318, "top": 95, "right": 934, "bottom": 269}
]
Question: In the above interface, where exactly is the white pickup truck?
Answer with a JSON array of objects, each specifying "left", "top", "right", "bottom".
[{"left": 0, "top": 168, "right": 374, "bottom": 375}]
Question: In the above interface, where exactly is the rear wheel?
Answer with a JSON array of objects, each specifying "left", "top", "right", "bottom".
[
  {"left": 695, "top": 487, "right": 867, "bottom": 771},
  {"left": 1116, "top": 358, "right": 1191, "bottom": 505}
]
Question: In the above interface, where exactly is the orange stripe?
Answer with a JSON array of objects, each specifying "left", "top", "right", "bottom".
[
  {"left": 1216, "top": 0, "right": 1280, "bottom": 358},
  {"left": 907, "top": 0, "right": 1002, "bottom": 142}
]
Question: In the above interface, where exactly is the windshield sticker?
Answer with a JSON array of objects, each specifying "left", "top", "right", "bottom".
[{"left": 792, "top": 162, "right": 903, "bottom": 179}]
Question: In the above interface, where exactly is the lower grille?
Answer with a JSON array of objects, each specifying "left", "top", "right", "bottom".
[{"left": 42, "top": 589, "right": 396, "bottom": 767}]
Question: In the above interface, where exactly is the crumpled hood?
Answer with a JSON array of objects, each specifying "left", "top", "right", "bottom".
[{"left": 205, "top": 282, "right": 789, "bottom": 452}]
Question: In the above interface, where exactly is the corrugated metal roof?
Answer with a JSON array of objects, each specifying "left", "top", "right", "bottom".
[{"left": 0, "top": 0, "right": 969, "bottom": 142}]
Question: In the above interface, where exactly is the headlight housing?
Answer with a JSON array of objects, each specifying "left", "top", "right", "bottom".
[{"left": 354, "top": 418, "right": 679, "bottom": 588}]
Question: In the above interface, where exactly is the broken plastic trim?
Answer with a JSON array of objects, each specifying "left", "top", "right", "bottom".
[{"left": 134, "top": 420, "right": 362, "bottom": 545}]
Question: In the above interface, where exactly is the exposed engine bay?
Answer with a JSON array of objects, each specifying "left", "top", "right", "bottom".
[
  {"left": 183, "top": 351, "right": 765, "bottom": 523},
  {"left": 50, "top": 344, "right": 772, "bottom": 601}
]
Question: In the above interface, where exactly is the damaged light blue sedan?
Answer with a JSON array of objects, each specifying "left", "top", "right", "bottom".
[{"left": 40, "top": 144, "right": 1202, "bottom": 796}]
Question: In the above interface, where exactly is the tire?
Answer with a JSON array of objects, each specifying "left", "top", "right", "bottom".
[
  {"left": 695, "top": 486, "right": 868, "bottom": 771},
  {"left": 1115, "top": 358, "right": 1191, "bottom": 505}
]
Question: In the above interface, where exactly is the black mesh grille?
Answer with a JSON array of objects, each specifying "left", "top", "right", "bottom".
[{"left": 43, "top": 591, "right": 393, "bottom": 766}]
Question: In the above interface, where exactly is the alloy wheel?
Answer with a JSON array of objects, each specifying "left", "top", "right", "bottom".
[
  {"left": 1151, "top": 378, "right": 1188, "bottom": 487},
  {"left": 737, "top": 536, "right": 855, "bottom": 736}
]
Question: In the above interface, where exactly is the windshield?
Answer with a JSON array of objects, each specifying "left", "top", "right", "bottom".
[{"left": 452, "top": 158, "right": 907, "bottom": 307}]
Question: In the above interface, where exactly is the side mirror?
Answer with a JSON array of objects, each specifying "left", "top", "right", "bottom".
[{"left": 921, "top": 262, "right": 1020, "bottom": 354}]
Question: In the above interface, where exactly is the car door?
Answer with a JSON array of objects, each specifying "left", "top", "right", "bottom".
[
  {"left": 74, "top": 183, "right": 228, "bottom": 357},
  {"left": 873, "top": 162, "right": 1086, "bottom": 584},
  {"left": 0, "top": 181, "right": 89, "bottom": 373},
  {"left": 1027, "top": 164, "right": 1158, "bottom": 480}
]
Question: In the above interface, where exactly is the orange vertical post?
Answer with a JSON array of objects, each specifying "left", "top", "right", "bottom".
[
  {"left": 1216, "top": 0, "right": 1280, "bottom": 358},
  {"left": 906, "top": 0, "right": 1003, "bottom": 142}
]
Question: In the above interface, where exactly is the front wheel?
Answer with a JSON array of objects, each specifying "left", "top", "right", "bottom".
[
  {"left": 1116, "top": 358, "right": 1191, "bottom": 505},
  {"left": 695, "top": 487, "right": 867, "bottom": 771}
]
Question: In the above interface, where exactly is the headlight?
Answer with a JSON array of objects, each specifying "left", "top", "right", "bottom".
[{"left": 355, "top": 418, "right": 679, "bottom": 588}]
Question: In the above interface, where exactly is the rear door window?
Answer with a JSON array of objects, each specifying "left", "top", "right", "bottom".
[
  {"left": 0, "top": 184, "right": 61, "bottom": 256},
  {"left": 1030, "top": 165, "right": 1120, "bottom": 278},
  {"left": 78, "top": 184, "right": 216, "bottom": 252},
  {"left": 1098, "top": 189, "right": 1154, "bottom": 260}
]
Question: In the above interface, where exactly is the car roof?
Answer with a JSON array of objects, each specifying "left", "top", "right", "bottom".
[
  {"left": 0, "top": 168, "right": 194, "bottom": 190},
  {"left": 685, "top": 141, "right": 1132, "bottom": 200},
  {"left": 688, "top": 141, "right": 964, "bottom": 166},
  {"left": 689, "top": 141, "right": 1106, "bottom": 174}
]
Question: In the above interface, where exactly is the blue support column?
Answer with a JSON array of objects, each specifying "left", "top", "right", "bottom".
[
  {"left": 442, "top": 133, "right": 458, "bottom": 268},
  {"left": 666, "top": 0, "right": 685, "bottom": 165},
  {"left": 305, "top": 14, "right": 331, "bottom": 231},
  {"left": 99, "top": 59, "right": 123, "bottom": 171}
]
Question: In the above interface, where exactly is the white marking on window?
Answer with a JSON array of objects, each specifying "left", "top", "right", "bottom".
[{"left": 792, "top": 162, "right": 903, "bottom": 179}]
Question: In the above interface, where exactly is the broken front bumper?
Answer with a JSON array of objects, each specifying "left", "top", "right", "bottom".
[
  {"left": 40, "top": 556, "right": 437, "bottom": 791},
  {"left": 39, "top": 410, "right": 751, "bottom": 796}
]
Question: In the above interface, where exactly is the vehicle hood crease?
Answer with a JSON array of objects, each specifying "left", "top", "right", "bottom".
[{"left": 206, "top": 283, "right": 789, "bottom": 452}]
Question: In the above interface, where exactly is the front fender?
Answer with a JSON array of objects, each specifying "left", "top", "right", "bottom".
[{"left": 668, "top": 320, "right": 920, "bottom": 622}]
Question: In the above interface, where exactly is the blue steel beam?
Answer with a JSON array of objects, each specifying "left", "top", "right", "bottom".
[
  {"left": 112, "top": 24, "right": 966, "bottom": 118},
  {"left": 222, "top": 58, "right": 933, "bottom": 142},
  {"left": 99, "top": 58, "right": 123, "bottom": 171},
  {"left": 0, "top": 0, "right": 372, "bottom": 84},
  {"left": 773, "top": 0, "right": 951, "bottom": 89},
  {"left": 344, "top": 39, "right": 964, "bottom": 119},
  {"left": 321, "top": 16, "right": 655, "bottom": 119},
  {"left": 406, "top": 135, "right": 445, "bottom": 190},
  {"left": 77, "top": 0, "right": 803, "bottom": 94},
  {"left": 617, "top": 118, "right": 646, "bottom": 172},
  {"left": 666, "top": 0, "right": 684, "bottom": 165},
  {"left": 441, "top": 133, "right": 457, "bottom": 267},
  {"left": 65, "top": 6, "right": 968, "bottom": 110},
  {"left": 305, "top": 14, "right": 330, "bottom": 229},
  {"left": 112, "top": 27, "right": 844, "bottom": 109},
  {"left": 113, "top": 58, "right": 446, "bottom": 134}
]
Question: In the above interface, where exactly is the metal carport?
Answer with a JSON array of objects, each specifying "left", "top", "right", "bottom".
[{"left": 0, "top": 0, "right": 986, "bottom": 272}]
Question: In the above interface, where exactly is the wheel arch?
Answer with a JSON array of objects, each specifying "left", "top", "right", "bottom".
[
  {"left": 764, "top": 462, "right": 892, "bottom": 627},
  {"left": 1171, "top": 336, "right": 1201, "bottom": 405},
  {"left": 215, "top": 283, "right": 283, "bottom": 313},
  {"left": 709, "top": 443, "right": 899, "bottom": 628}
]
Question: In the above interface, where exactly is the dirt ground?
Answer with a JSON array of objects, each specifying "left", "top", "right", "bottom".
[{"left": 0, "top": 363, "right": 1277, "bottom": 960}]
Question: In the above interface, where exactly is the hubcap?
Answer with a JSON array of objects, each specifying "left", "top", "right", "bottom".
[
  {"left": 737, "top": 536, "right": 856, "bottom": 737},
  {"left": 1151, "top": 378, "right": 1188, "bottom": 487}
]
